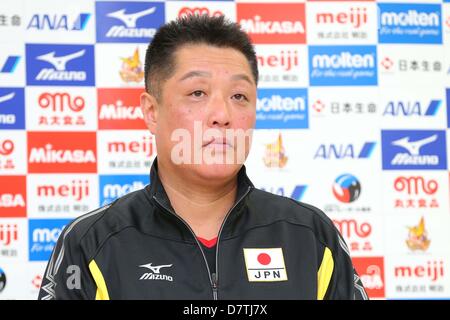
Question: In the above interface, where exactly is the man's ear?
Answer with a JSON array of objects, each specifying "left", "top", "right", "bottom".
[{"left": 140, "top": 91, "right": 158, "bottom": 134}]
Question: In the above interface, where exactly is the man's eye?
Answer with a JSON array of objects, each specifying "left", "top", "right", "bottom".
[
  {"left": 233, "top": 94, "right": 248, "bottom": 102},
  {"left": 190, "top": 90, "right": 205, "bottom": 98}
]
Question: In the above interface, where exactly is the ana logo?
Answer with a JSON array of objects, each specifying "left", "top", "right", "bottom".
[
  {"left": 256, "top": 88, "right": 308, "bottom": 129},
  {"left": 0, "top": 55, "right": 20, "bottom": 74},
  {"left": 237, "top": 3, "right": 306, "bottom": 44},
  {"left": 27, "top": 13, "right": 91, "bottom": 31},
  {"left": 314, "top": 142, "right": 375, "bottom": 160},
  {"left": 0, "top": 176, "right": 26, "bottom": 218},
  {"left": 382, "top": 130, "right": 447, "bottom": 170},
  {"left": 178, "top": 7, "right": 223, "bottom": 18},
  {"left": 0, "top": 89, "right": 25, "bottom": 129},
  {"left": 257, "top": 50, "right": 299, "bottom": 72},
  {"left": 309, "top": 46, "right": 377, "bottom": 86},
  {"left": 333, "top": 219, "right": 371, "bottom": 239},
  {"left": 29, "top": 219, "right": 70, "bottom": 261},
  {"left": 100, "top": 174, "right": 148, "bottom": 206},
  {"left": 332, "top": 174, "right": 361, "bottom": 203},
  {"left": 96, "top": 2, "right": 164, "bottom": 43},
  {"left": 0, "top": 224, "right": 18, "bottom": 246},
  {"left": 97, "top": 88, "right": 146, "bottom": 130},
  {"left": 26, "top": 44, "right": 94, "bottom": 86},
  {"left": 394, "top": 260, "right": 444, "bottom": 282},
  {"left": 28, "top": 132, "right": 97, "bottom": 173},
  {"left": 352, "top": 257, "right": 385, "bottom": 298},
  {"left": 260, "top": 185, "right": 307, "bottom": 202},
  {"left": 139, "top": 262, "right": 173, "bottom": 282},
  {"left": 316, "top": 6, "right": 368, "bottom": 29},
  {"left": 378, "top": 3, "right": 442, "bottom": 44},
  {"left": 406, "top": 217, "right": 431, "bottom": 252},
  {"left": 243, "top": 248, "right": 287, "bottom": 282},
  {"left": 119, "top": 48, "right": 144, "bottom": 84},
  {"left": 383, "top": 100, "right": 441, "bottom": 117},
  {"left": 263, "top": 133, "right": 288, "bottom": 168},
  {"left": 37, "top": 179, "right": 90, "bottom": 202},
  {"left": 0, "top": 267, "right": 6, "bottom": 293}
]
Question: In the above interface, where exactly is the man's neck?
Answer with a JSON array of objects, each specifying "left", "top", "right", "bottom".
[{"left": 157, "top": 162, "right": 238, "bottom": 240}]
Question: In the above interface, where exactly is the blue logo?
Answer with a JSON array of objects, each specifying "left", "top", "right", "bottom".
[
  {"left": 314, "top": 142, "right": 376, "bottom": 160},
  {"left": 332, "top": 174, "right": 361, "bottom": 203},
  {"left": 27, "top": 13, "right": 91, "bottom": 31},
  {"left": 0, "top": 88, "right": 25, "bottom": 129},
  {"left": 447, "top": 89, "right": 450, "bottom": 128},
  {"left": 309, "top": 46, "right": 377, "bottom": 86},
  {"left": 29, "top": 219, "right": 71, "bottom": 261},
  {"left": 378, "top": 4, "right": 442, "bottom": 44},
  {"left": 383, "top": 100, "right": 441, "bottom": 117},
  {"left": 99, "top": 175, "right": 149, "bottom": 206},
  {"left": 256, "top": 88, "right": 308, "bottom": 129},
  {"left": 0, "top": 56, "right": 20, "bottom": 73},
  {"left": 96, "top": 1, "right": 165, "bottom": 43},
  {"left": 26, "top": 44, "right": 95, "bottom": 86},
  {"left": 381, "top": 130, "right": 447, "bottom": 170},
  {"left": 260, "top": 185, "right": 307, "bottom": 202},
  {"left": 0, "top": 267, "right": 5, "bottom": 293}
]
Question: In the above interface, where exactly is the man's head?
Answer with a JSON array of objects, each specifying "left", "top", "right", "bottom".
[{"left": 140, "top": 15, "right": 258, "bottom": 186}]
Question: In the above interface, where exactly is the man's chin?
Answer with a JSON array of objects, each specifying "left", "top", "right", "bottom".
[{"left": 189, "top": 162, "right": 242, "bottom": 182}]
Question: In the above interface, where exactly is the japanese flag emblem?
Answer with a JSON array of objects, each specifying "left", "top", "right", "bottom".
[{"left": 243, "top": 248, "right": 288, "bottom": 282}]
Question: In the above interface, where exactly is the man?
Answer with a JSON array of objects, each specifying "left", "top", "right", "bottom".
[{"left": 38, "top": 15, "right": 368, "bottom": 300}]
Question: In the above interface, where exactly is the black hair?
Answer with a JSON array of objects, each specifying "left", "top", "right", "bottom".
[{"left": 144, "top": 14, "right": 258, "bottom": 100}]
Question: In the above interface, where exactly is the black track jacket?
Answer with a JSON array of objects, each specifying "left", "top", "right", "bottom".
[{"left": 38, "top": 161, "right": 368, "bottom": 300}]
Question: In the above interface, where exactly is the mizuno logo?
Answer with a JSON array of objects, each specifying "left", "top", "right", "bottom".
[
  {"left": 392, "top": 135, "right": 437, "bottom": 155},
  {"left": 107, "top": 7, "right": 156, "bottom": 28},
  {"left": 138, "top": 262, "right": 174, "bottom": 281},
  {"left": 36, "top": 50, "right": 85, "bottom": 71},
  {"left": 0, "top": 92, "right": 15, "bottom": 104},
  {"left": 139, "top": 262, "right": 172, "bottom": 274}
]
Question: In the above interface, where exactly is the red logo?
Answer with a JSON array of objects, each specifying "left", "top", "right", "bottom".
[
  {"left": 107, "top": 135, "right": 155, "bottom": 158},
  {"left": 394, "top": 260, "right": 444, "bottom": 282},
  {"left": 256, "top": 50, "right": 299, "bottom": 72},
  {"left": 27, "top": 132, "right": 97, "bottom": 173},
  {"left": 178, "top": 7, "right": 224, "bottom": 18},
  {"left": 237, "top": 3, "right": 306, "bottom": 44},
  {"left": 32, "top": 275, "right": 42, "bottom": 289},
  {"left": 0, "top": 176, "right": 26, "bottom": 217},
  {"left": 38, "top": 92, "right": 84, "bottom": 113},
  {"left": 333, "top": 219, "right": 371, "bottom": 239},
  {"left": 0, "top": 223, "right": 18, "bottom": 246},
  {"left": 381, "top": 57, "right": 394, "bottom": 71},
  {"left": 0, "top": 139, "right": 14, "bottom": 156},
  {"left": 352, "top": 257, "right": 385, "bottom": 299},
  {"left": 36, "top": 179, "right": 90, "bottom": 201},
  {"left": 312, "top": 100, "right": 325, "bottom": 113},
  {"left": 98, "top": 88, "right": 146, "bottom": 130},
  {"left": 393, "top": 176, "right": 439, "bottom": 209},
  {"left": 315, "top": 7, "right": 368, "bottom": 29}
]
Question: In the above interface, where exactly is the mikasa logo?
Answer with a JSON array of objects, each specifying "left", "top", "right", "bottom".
[{"left": 139, "top": 262, "right": 173, "bottom": 282}]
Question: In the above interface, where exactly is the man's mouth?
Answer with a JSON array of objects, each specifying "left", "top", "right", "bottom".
[{"left": 202, "top": 137, "right": 233, "bottom": 149}]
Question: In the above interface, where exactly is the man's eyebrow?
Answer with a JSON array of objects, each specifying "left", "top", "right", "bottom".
[
  {"left": 179, "top": 71, "right": 211, "bottom": 82},
  {"left": 230, "top": 74, "right": 254, "bottom": 85}
]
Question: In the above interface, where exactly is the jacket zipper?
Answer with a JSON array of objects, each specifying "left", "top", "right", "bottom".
[{"left": 152, "top": 186, "right": 251, "bottom": 300}]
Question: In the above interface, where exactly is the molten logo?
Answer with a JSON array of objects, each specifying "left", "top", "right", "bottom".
[
  {"left": 333, "top": 219, "right": 371, "bottom": 238},
  {"left": 316, "top": 7, "right": 367, "bottom": 28},
  {"left": 332, "top": 174, "right": 361, "bottom": 203},
  {"left": 257, "top": 50, "right": 299, "bottom": 72},
  {"left": 0, "top": 140, "right": 14, "bottom": 156},
  {"left": 0, "top": 224, "right": 18, "bottom": 246},
  {"left": 38, "top": 92, "right": 84, "bottom": 112},
  {"left": 178, "top": 7, "right": 223, "bottom": 18},
  {"left": 380, "top": 10, "right": 439, "bottom": 27},
  {"left": 312, "top": 52, "right": 375, "bottom": 69},
  {"left": 394, "top": 176, "right": 438, "bottom": 195}
]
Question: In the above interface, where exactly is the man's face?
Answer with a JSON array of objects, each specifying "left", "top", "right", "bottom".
[{"left": 141, "top": 44, "right": 257, "bottom": 183}]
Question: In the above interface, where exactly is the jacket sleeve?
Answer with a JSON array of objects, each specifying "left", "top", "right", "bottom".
[
  {"left": 38, "top": 223, "right": 97, "bottom": 300},
  {"left": 319, "top": 233, "right": 369, "bottom": 300}
]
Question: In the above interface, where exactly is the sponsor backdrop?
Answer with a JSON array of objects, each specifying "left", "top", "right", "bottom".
[{"left": 0, "top": 0, "right": 449, "bottom": 300}]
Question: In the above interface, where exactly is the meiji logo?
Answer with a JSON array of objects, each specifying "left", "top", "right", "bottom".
[
  {"left": 333, "top": 219, "right": 372, "bottom": 239},
  {"left": 309, "top": 46, "right": 377, "bottom": 86},
  {"left": 38, "top": 92, "right": 84, "bottom": 112},
  {"left": 0, "top": 56, "right": 20, "bottom": 74},
  {"left": 394, "top": 260, "right": 444, "bottom": 282},
  {"left": 27, "top": 13, "right": 91, "bottom": 31},
  {"left": 139, "top": 262, "right": 173, "bottom": 282},
  {"left": 178, "top": 7, "right": 223, "bottom": 18},
  {"left": 107, "top": 135, "right": 155, "bottom": 158},
  {"left": 243, "top": 248, "right": 288, "bottom": 282},
  {"left": 352, "top": 257, "right": 385, "bottom": 298},
  {"left": 37, "top": 179, "right": 90, "bottom": 201},
  {"left": 316, "top": 7, "right": 367, "bottom": 28},
  {"left": 96, "top": 2, "right": 164, "bottom": 43},
  {"left": 28, "top": 132, "right": 97, "bottom": 173},
  {"left": 99, "top": 175, "right": 149, "bottom": 206},
  {"left": 29, "top": 219, "right": 70, "bottom": 261},
  {"left": 0, "top": 176, "right": 26, "bottom": 217},
  {"left": 97, "top": 88, "right": 146, "bottom": 130},
  {"left": 26, "top": 44, "right": 94, "bottom": 86},
  {"left": 260, "top": 185, "right": 307, "bottom": 202},
  {"left": 314, "top": 142, "right": 376, "bottom": 160},
  {"left": 256, "top": 89, "right": 308, "bottom": 129},
  {"left": 237, "top": 3, "right": 306, "bottom": 44},
  {"left": 0, "top": 88, "right": 25, "bottom": 129},
  {"left": 382, "top": 130, "right": 447, "bottom": 170},
  {"left": 0, "top": 224, "right": 18, "bottom": 246},
  {"left": 378, "top": 4, "right": 442, "bottom": 44},
  {"left": 383, "top": 100, "right": 441, "bottom": 117},
  {"left": 0, "top": 139, "right": 14, "bottom": 156},
  {"left": 394, "top": 176, "right": 437, "bottom": 196},
  {"left": 257, "top": 50, "right": 299, "bottom": 72}
]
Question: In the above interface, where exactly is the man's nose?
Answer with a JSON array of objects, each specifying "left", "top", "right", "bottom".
[{"left": 207, "top": 94, "right": 231, "bottom": 127}]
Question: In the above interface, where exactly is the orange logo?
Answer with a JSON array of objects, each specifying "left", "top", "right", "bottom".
[{"left": 263, "top": 133, "right": 288, "bottom": 168}]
